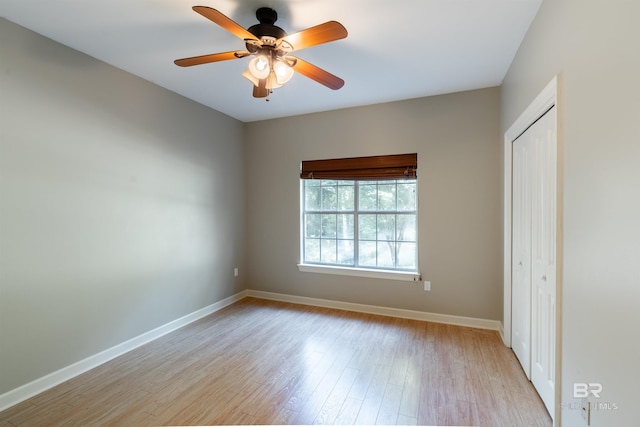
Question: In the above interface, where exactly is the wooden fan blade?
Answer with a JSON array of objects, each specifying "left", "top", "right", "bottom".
[
  {"left": 253, "top": 79, "right": 269, "bottom": 98},
  {"left": 174, "top": 51, "right": 246, "bottom": 67},
  {"left": 293, "top": 57, "right": 344, "bottom": 90},
  {"left": 193, "top": 6, "right": 258, "bottom": 41},
  {"left": 280, "top": 21, "right": 347, "bottom": 51}
]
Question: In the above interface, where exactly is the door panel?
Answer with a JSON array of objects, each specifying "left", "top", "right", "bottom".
[
  {"left": 530, "top": 109, "right": 557, "bottom": 415},
  {"left": 511, "top": 132, "right": 532, "bottom": 378}
]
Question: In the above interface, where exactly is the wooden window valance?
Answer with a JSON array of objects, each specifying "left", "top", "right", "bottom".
[{"left": 300, "top": 153, "right": 417, "bottom": 180}]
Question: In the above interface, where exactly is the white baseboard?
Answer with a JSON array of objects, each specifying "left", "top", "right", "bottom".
[
  {"left": 0, "top": 290, "right": 248, "bottom": 412},
  {"left": 246, "top": 289, "right": 503, "bottom": 331}
]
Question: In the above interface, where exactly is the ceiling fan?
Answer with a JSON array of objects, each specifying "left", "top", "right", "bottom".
[{"left": 174, "top": 6, "right": 348, "bottom": 99}]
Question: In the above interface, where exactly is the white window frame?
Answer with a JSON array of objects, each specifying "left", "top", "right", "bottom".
[{"left": 298, "top": 179, "right": 421, "bottom": 282}]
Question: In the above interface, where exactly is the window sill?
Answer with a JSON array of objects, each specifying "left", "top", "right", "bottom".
[{"left": 297, "top": 264, "right": 421, "bottom": 282}]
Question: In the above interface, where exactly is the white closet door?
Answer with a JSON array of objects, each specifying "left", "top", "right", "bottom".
[
  {"left": 511, "top": 131, "right": 532, "bottom": 378},
  {"left": 511, "top": 106, "right": 556, "bottom": 418},
  {"left": 530, "top": 108, "right": 557, "bottom": 416}
]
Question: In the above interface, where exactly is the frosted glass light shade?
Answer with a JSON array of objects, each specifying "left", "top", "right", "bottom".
[
  {"left": 248, "top": 56, "right": 270, "bottom": 79},
  {"left": 273, "top": 60, "right": 294, "bottom": 84},
  {"left": 242, "top": 70, "right": 283, "bottom": 90}
]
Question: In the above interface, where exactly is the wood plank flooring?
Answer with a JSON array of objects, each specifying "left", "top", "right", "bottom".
[{"left": 0, "top": 297, "right": 552, "bottom": 426}]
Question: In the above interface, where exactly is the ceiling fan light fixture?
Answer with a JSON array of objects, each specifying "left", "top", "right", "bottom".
[
  {"left": 174, "top": 6, "right": 347, "bottom": 98},
  {"left": 273, "top": 60, "right": 294, "bottom": 84},
  {"left": 248, "top": 55, "right": 270, "bottom": 79}
]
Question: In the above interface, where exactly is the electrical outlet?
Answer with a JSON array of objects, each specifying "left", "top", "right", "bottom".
[
  {"left": 581, "top": 398, "right": 591, "bottom": 425},
  {"left": 234, "top": 267, "right": 239, "bottom": 277},
  {"left": 423, "top": 281, "right": 431, "bottom": 291}
]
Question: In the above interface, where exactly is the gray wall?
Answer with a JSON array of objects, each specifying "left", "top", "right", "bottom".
[
  {"left": 245, "top": 88, "right": 502, "bottom": 320},
  {"left": 0, "top": 19, "right": 246, "bottom": 394},
  {"left": 501, "top": 1, "right": 640, "bottom": 425}
]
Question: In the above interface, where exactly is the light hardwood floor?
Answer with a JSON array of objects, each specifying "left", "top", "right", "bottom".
[{"left": 0, "top": 297, "right": 551, "bottom": 426}]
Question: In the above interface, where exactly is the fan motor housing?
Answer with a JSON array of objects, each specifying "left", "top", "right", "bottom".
[{"left": 248, "top": 7, "right": 286, "bottom": 39}]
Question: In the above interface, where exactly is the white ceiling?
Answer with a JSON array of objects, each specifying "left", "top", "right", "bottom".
[{"left": 0, "top": 0, "right": 541, "bottom": 122}]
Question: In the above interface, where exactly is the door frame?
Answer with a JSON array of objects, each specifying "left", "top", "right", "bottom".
[{"left": 503, "top": 76, "right": 562, "bottom": 423}]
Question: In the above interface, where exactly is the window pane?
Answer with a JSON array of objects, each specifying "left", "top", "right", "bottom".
[
  {"left": 378, "top": 183, "right": 396, "bottom": 211},
  {"left": 305, "top": 186, "right": 320, "bottom": 211},
  {"left": 305, "top": 238, "right": 320, "bottom": 262},
  {"left": 377, "top": 214, "right": 396, "bottom": 241},
  {"left": 358, "top": 241, "right": 376, "bottom": 267},
  {"left": 321, "top": 239, "right": 337, "bottom": 263},
  {"left": 302, "top": 178, "right": 418, "bottom": 273},
  {"left": 359, "top": 214, "right": 377, "bottom": 240},
  {"left": 397, "top": 242, "right": 417, "bottom": 269},
  {"left": 321, "top": 185, "right": 337, "bottom": 210},
  {"left": 338, "top": 185, "right": 355, "bottom": 211},
  {"left": 321, "top": 214, "right": 336, "bottom": 238},
  {"left": 305, "top": 214, "right": 321, "bottom": 238},
  {"left": 396, "top": 214, "right": 416, "bottom": 241},
  {"left": 337, "top": 214, "right": 354, "bottom": 239},
  {"left": 358, "top": 183, "right": 377, "bottom": 211},
  {"left": 377, "top": 241, "right": 395, "bottom": 268},
  {"left": 397, "top": 182, "right": 416, "bottom": 211},
  {"left": 337, "top": 240, "right": 354, "bottom": 265}
]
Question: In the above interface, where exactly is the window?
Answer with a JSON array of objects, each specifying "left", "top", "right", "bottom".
[{"left": 300, "top": 154, "right": 419, "bottom": 276}]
